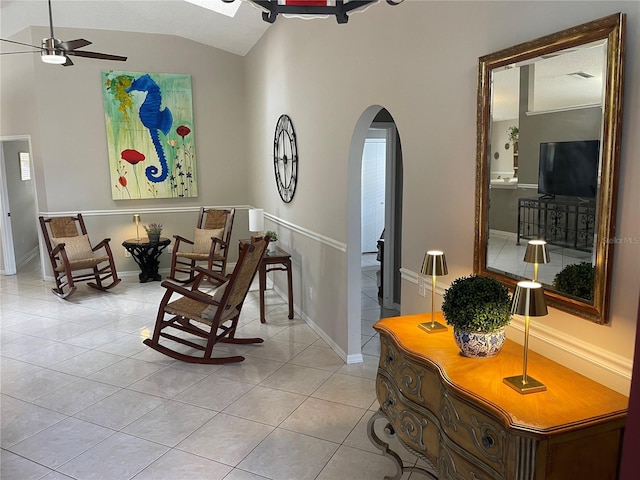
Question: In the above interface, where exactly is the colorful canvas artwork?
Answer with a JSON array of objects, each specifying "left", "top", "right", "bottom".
[{"left": 102, "top": 71, "right": 197, "bottom": 199}]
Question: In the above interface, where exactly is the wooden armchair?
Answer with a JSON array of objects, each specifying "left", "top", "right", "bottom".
[
  {"left": 39, "top": 214, "right": 121, "bottom": 299},
  {"left": 144, "top": 237, "right": 269, "bottom": 364},
  {"left": 168, "top": 208, "right": 235, "bottom": 283}
]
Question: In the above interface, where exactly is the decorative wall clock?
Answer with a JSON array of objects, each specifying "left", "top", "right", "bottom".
[{"left": 273, "top": 114, "right": 298, "bottom": 203}]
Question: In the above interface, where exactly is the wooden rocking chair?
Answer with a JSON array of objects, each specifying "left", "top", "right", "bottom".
[
  {"left": 144, "top": 237, "right": 269, "bottom": 364},
  {"left": 39, "top": 214, "right": 121, "bottom": 299},
  {"left": 168, "top": 208, "right": 235, "bottom": 283}
]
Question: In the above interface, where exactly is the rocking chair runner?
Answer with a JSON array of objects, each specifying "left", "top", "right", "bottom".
[
  {"left": 168, "top": 208, "right": 235, "bottom": 283},
  {"left": 39, "top": 214, "right": 121, "bottom": 299},
  {"left": 144, "top": 237, "right": 269, "bottom": 364}
]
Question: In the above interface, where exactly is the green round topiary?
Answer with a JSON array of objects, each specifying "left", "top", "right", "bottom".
[
  {"left": 552, "top": 262, "right": 595, "bottom": 301},
  {"left": 442, "top": 275, "right": 512, "bottom": 333}
]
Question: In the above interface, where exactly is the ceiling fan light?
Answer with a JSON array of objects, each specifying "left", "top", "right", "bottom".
[
  {"left": 41, "top": 37, "right": 66, "bottom": 64},
  {"left": 41, "top": 52, "right": 66, "bottom": 64}
]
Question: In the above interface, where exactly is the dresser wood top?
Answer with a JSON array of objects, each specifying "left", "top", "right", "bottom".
[{"left": 375, "top": 313, "right": 628, "bottom": 435}]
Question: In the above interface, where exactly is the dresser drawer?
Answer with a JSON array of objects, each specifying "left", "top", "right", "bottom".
[
  {"left": 376, "top": 371, "right": 440, "bottom": 464},
  {"left": 439, "top": 436, "right": 503, "bottom": 480},
  {"left": 439, "top": 389, "right": 508, "bottom": 475},
  {"left": 379, "top": 335, "right": 441, "bottom": 413}
]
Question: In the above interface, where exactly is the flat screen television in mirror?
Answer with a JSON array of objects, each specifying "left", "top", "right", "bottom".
[{"left": 537, "top": 140, "right": 600, "bottom": 199}]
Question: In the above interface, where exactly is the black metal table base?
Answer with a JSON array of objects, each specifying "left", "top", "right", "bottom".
[{"left": 122, "top": 238, "right": 171, "bottom": 283}]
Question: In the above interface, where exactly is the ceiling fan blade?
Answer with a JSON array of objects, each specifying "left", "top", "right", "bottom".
[
  {"left": 0, "top": 50, "right": 41, "bottom": 56},
  {"left": 62, "top": 56, "right": 74, "bottom": 67},
  {"left": 67, "top": 50, "right": 127, "bottom": 62},
  {"left": 0, "top": 38, "right": 42, "bottom": 50},
  {"left": 59, "top": 39, "right": 92, "bottom": 51}
]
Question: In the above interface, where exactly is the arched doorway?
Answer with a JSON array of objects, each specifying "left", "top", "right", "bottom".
[{"left": 346, "top": 106, "right": 403, "bottom": 362}]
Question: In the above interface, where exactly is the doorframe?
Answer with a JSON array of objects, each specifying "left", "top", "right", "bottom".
[
  {"left": 347, "top": 106, "right": 402, "bottom": 362},
  {"left": 0, "top": 135, "right": 36, "bottom": 275},
  {"left": 371, "top": 121, "right": 398, "bottom": 310}
]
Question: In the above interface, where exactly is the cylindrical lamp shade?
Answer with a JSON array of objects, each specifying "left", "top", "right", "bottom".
[
  {"left": 511, "top": 281, "right": 548, "bottom": 317},
  {"left": 421, "top": 250, "right": 448, "bottom": 276},
  {"left": 248, "top": 209, "right": 264, "bottom": 232},
  {"left": 524, "top": 240, "right": 550, "bottom": 264},
  {"left": 133, "top": 214, "right": 141, "bottom": 225}
]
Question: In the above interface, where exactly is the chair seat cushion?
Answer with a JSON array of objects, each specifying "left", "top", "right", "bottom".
[
  {"left": 54, "top": 255, "right": 109, "bottom": 272},
  {"left": 175, "top": 252, "right": 225, "bottom": 261},
  {"left": 193, "top": 227, "right": 224, "bottom": 254},
  {"left": 52, "top": 235, "right": 94, "bottom": 262},
  {"left": 166, "top": 293, "right": 238, "bottom": 326}
]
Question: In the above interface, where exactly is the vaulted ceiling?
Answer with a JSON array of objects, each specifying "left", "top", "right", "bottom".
[{"left": 0, "top": 0, "right": 271, "bottom": 56}]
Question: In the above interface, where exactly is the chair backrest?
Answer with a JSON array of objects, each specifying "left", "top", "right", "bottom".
[
  {"left": 199, "top": 208, "right": 235, "bottom": 245},
  {"left": 40, "top": 214, "right": 89, "bottom": 253},
  {"left": 218, "top": 237, "right": 268, "bottom": 314}
]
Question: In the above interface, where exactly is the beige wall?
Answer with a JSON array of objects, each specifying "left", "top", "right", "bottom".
[
  {"left": 1, "top": 26, "right": 251, "bottom": 273},
  {"left": 1, "top": 1, "right": 638, "bottom": 393},
  {"left": 244, "top": 1, "right": 639, "bottom": 393}
]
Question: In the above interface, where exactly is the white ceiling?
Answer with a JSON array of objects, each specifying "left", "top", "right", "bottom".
[
  {"left": 492, "top": 40, "right": 606, "bottom": 121},
  {"left": 0, "top": 0, "right": 272, "bottom": 56}
]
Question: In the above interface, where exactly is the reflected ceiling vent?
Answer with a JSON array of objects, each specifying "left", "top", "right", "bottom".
[{"left": 567, "top": 71, "right": 595, "bottom": 79}]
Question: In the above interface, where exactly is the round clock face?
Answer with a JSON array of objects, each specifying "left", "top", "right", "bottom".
[{"left": 273, "top": 114, "right": 298, "bottom": 203}]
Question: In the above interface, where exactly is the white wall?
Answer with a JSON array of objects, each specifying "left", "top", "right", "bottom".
[{"left": 244, "top": 1, "right": 639, "bottom": 393}]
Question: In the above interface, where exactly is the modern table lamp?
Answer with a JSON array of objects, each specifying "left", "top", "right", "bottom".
[
  {"left": 133, "top": 214, "right": 141, "bottom": 241},
  {"left": 523, "top": 240, "right": 550, "bottom": 282},
  {"left": 248, "top": 209, "right": 264, "bottom": 241},
  {"left": 504, "top": 280, "right": 548, "bottom": 394},
  {"left": 419, "top": 250, "right": 448, "bottom": 333}
]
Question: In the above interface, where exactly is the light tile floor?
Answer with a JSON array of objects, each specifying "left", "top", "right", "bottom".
[
  {"left": 1, "top": 255, "right": 425, "bottom": 480},
  {"left": 487, "top": 231, "right": 592, "bottom": 286}
]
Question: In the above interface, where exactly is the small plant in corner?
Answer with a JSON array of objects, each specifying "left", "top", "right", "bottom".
[
  {"left": 507, "top": 126, "right": 519, "bottom": 144},
  {"left": 442, "top": 275, "right": 512, "bottom": 333},
  {"left": 144, "top": 223, "right": 163, "bottom": 235},
  {"left": 265, "top": 230, "right": 278, "bottom": 242}
]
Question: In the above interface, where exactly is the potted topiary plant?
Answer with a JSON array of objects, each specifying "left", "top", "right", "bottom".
[
  {"left": 441, "top": 274, "right": 512, "bottom": 358},
  {"left": 552, "top": 262, "right": 595, "bottom": 301},
  {"left": 144, "top": 223, "right": 163, "bottom": 243}
]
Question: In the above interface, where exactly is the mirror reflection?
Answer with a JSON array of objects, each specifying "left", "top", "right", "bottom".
[
  {"left": 486, "top": 40, "right": 606, "bottom": 302},
  {"left": 474, "top": 13, "right": 625, "bottom": 324}
]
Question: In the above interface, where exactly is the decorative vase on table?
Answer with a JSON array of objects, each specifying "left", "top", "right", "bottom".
[
  {"left": 453, "top": 328, "right": 506, "bottom": 358},
  {"left": 441, "top": 274, "right": 512, "bottom": 358}
]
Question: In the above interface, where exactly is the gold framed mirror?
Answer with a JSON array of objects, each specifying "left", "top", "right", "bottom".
[{"left": 474, "top": 13, "right": 625, "bottom": 324}]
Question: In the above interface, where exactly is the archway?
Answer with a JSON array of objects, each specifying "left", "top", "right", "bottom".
[{"left": 346, "top": 106, "right": 403, "bottom": 362}]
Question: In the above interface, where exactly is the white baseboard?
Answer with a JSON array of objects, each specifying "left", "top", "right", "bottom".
[
  {"left": 16, "top": 246, "right": 39, "bottom": 269},
  {"left": 272, "top": 282, "right": 351, "bottom": 364}
]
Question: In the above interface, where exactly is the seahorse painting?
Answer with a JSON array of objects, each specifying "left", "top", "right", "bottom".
[
  {"left": 126, "top": 74, "right": 173, "bottom": 183},
  {"left": 103, "top": 70, "right": 197, "bottom": 199}
]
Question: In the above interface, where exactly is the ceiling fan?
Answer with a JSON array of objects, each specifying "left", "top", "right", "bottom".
[{"left": 0, "top": 0, "right": 127, "bottom": 66}]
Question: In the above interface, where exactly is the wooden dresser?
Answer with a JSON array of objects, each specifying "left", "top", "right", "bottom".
[{"left": 368, "top": 313, "right": 628, "bottom": 480}]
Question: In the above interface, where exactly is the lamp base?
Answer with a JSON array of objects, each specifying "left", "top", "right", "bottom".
[
  {"left": 503, "top": 375, "right": 547, "bottom": 394},
  {"left": 418, "top": 322, "right": 448, "bottom": 334}
]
